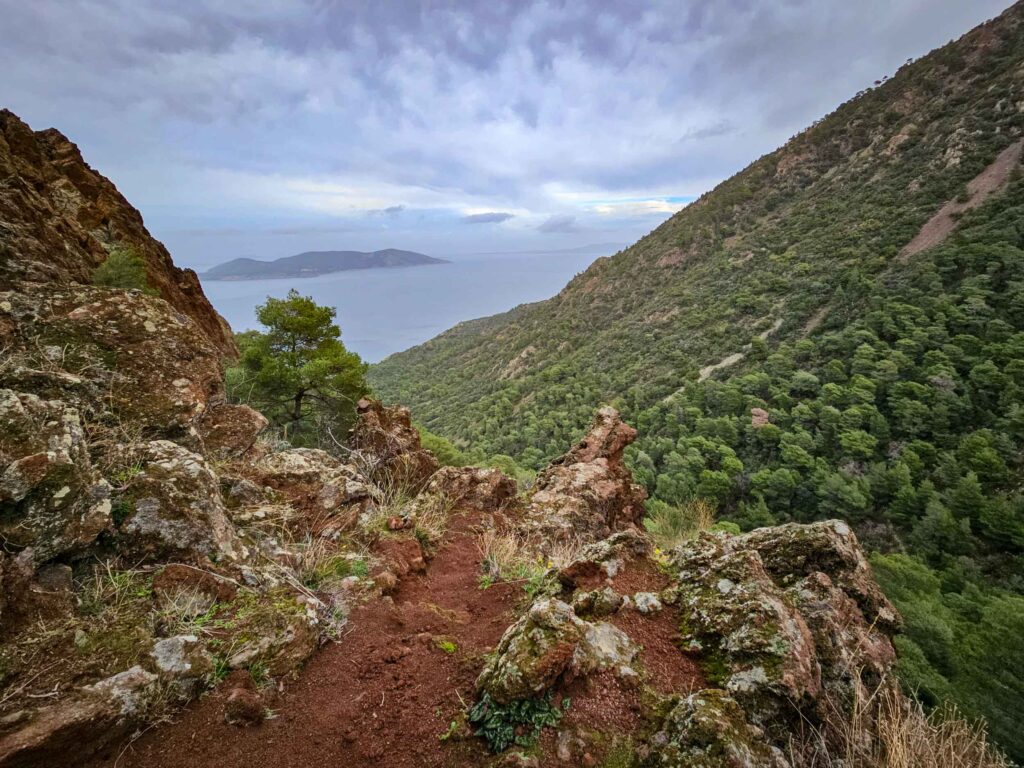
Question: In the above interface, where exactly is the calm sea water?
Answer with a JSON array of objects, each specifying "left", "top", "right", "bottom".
[{"left": 200, "top": 251, "right": 599, "bottom": 363}]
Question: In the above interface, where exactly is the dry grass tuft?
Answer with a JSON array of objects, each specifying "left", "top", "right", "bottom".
[
  {"left": 791, "top": 682, "right": 1009, "bottom": 768},
  {"left": 643, "top": 498, "right": 716, "bottom": 550}
]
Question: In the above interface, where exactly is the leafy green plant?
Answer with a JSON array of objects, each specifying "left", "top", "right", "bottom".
[{"left": 468, "top": 691, "right": 569, "bottom": 753}]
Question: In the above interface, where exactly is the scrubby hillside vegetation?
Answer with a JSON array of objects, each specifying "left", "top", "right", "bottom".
[{"left": 371, "top": 3, "right": 1024, "bottom": 759}]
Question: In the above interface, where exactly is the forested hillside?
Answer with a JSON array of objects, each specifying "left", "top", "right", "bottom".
[{"left": 371, "top": 3, "right": 1024, "bottom": 758}]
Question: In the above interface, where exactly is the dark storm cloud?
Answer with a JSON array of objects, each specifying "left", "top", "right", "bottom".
[
  {"left": 462, "top": 212, "right": 515, "bottom": 224},
  {"left": 0, "top": 0, "right": 1013, "bottom": 262}
]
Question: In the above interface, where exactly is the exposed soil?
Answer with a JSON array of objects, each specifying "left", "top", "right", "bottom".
[
  {"left": 82, "top": 518, "right": 704, "bottom": 768},
  {"left": 898, "top": 139, "right": 1024, "bottom": 261}
]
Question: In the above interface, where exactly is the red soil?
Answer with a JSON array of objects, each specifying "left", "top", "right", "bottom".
[{"left": 83, "top": 520, "right": 704, "bottom": 768}]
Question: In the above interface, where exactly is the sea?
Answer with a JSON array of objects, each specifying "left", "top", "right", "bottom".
[{"left": 199, "top": 250, "right": 602, "bottom": 363}]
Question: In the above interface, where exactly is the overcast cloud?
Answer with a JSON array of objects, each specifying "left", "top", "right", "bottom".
[{"left": 0, "top": 0, "right": 1013, "bottom": 268}]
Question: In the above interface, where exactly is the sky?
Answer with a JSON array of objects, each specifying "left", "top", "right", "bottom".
[{"left": 0, "top": 0, "right": 1014, "bottom": 271}]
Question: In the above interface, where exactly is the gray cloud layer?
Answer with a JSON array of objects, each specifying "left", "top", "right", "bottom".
[{"left": 0, "top": 0, "right": 1013, "bottom": 266}]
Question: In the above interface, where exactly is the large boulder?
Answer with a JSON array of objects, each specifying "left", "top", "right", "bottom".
[
  {"left": 116, "top": 440, "right": 243, "bottom": 563},
  {"left": 476, "top": 598, "right": 637, "bottom": 705},
  {"left": 0, "top": 389, "right": 110, "bottom": 562},
  {"left": 349, "top": 398, "right": 439, "bottom": 490},
  {"left": 198, "top": 402, "right": 267, "bottom": 460},
  {"left": 528, "top": 407, "right": 647, "bottom": 542},
  {"left": 669, "top": 521, "right": 900, "bottom": 739}
]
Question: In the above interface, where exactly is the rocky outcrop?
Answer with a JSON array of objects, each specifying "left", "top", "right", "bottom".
[
  {"left": 349, "top": 398, "right": 439, "bottom": 489},
  {"left": 0, "top": 390, "right": 111, "bottom": 563},
  {"left": 418, "top": 466, "right": 518, "bottom": 512},
  {"left": 668, "top": 520, "right": 900, "bottom": 747},
  {"left": 528, "top": 407, "right": 647, "bottom": 541},
  {"left": 0, "top": 109, "right": 234, "bottom": 356},
  {"left": 0, "top": 284, "right": 226, "bottom": 442},
  {"left": 648, "top": 689, "right": 789, "bottom": 768}
]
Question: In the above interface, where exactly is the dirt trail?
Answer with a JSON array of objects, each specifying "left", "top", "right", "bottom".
[
  {"left": 87, "top": 512, "right": 519, "bottom": 768},
  {"left": 84, "top": 513, "right": 704, "bottom": 768}
]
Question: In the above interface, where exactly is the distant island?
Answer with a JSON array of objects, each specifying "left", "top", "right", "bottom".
[{"left": 202, "top": 249, "right": 448, "bottom": 281}]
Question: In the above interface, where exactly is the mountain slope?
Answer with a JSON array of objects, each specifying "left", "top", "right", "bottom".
[
  {"left": 202, "top": 248, "right": 446, "bottom": 280},
  {"left": 372, "top": 4, "right": 1024, "bottom": 463},
  {"left": 371, "top": 3, "right": 1024, "bottom": 758}
]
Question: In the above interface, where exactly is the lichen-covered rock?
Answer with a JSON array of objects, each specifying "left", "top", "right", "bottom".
[
  {"left": 528, "top": 408, "right": 647, "bottom": 542},
  {"left": 476, "top": 598, "right": 637, "bottom": 705},
  {"left": 673, "top": 535, "right": 820, "bottom": 720},
  {"left": 418, "top": 466, "right": 517, "bottom": 512},
  {"left": 198, "top": 403, "right": 267, "bottom": 460},
  {"left": 256, "top": 448, "right": 344, "bottom": 486},
  {"left": 0, "top": 285, "right": 226, "bottom": 439},
  {"left": 669, "top": 521, "right": 901, "bottom": 745},
  {"left": 571, "top": 587, "right": 623, "bottom": 618},
  {"left": 0, "top": 666, "right": 159, "bottom": 767},
  {"left": 647, "top": 689, "right": 790, "bottom": 768},
  {"left": 0, "top": 389, "right": 110, "bottom": 562},
  {"left": 117, "top": 440, "right": 243, "bottom": 563},
  {"left": 349, "top": 398, "right": 439, "bottom": 490}
]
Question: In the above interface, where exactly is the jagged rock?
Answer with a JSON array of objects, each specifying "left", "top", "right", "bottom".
[
  {"left": 117, "top": 440, "right": 243, "bottom": 563},
  {"left": 0, "top": 109, "right": 234, "bottom": 356},
  {"left": 349, "top": 398, "right": 439, "bottom": 490},
  {"left": 0, "top": 666, "right": 158, "bottom": 767},
  {"left": 672, "top": 535, "right": 821, "bottom": 722},
  {"left": 0, "top": 389, "right": 110, "bottom": 562},
  {"left": 0, "top": 285, "right": 226, "bottom": 440},
  {"left": 418, "top": 466, "right": 517, "bottom": 512},
  {"left": 528, "top": 408, "right": 647, "bottom": 542},
  {"left": 150, "top": 635, "right": 214, "bottom": 699},
  {"left": 198, "top": 403, "right": 267, "bottom": 460},
  {"left": 477, "top": 598, "right": 637, "bottom": 705},
  {"left": 219, "top": 475, "right": 268, "bottom": 509},
  {"left": 648, "top": 689, "right": 790, "bottom": 768}
]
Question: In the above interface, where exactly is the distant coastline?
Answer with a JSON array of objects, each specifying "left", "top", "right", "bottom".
[{"left": 202, "top": 248, "right": 448, "bottom": 281}]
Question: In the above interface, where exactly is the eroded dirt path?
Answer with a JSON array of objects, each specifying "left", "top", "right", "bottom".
[
  {"left": 85, "top": 513, "right": 705, "bottom": 768},
  {"left": 87, "top": 512, "right": 519, "bottom": 768}
]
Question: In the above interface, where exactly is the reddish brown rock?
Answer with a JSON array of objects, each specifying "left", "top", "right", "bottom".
[
  {"left": 224, "top": 687, "right": 265, "bottom": 727},
  {"left": 349, "top": 398, "right": 439, "bottom": 490},
  {"left": 528, "top": 408, "right": 647, "bottom": 542},
  {"left": 153, "top": 564, "right": 238, "bottom": 616},
  {"left": 198, "top": 403, "right": 268, "bottom": 460},
  {"left": 0, "top": 109, "right": 234, "bottom": 357}
]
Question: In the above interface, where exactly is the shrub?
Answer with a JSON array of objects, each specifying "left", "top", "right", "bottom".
[{"left": 92, "top": 246, "right": 156, "bottom": 294}]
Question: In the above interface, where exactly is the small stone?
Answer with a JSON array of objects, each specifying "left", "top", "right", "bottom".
[
  {"left": 224, "top": 687, "right": 265, "bottom": 726},
  {"left": 633, "top": 592, "right": 663, "bottom": 614}
]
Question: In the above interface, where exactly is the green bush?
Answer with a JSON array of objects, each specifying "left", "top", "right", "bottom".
[{"left": 92, "top": 247, "right": 156, "bottom": 294}]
